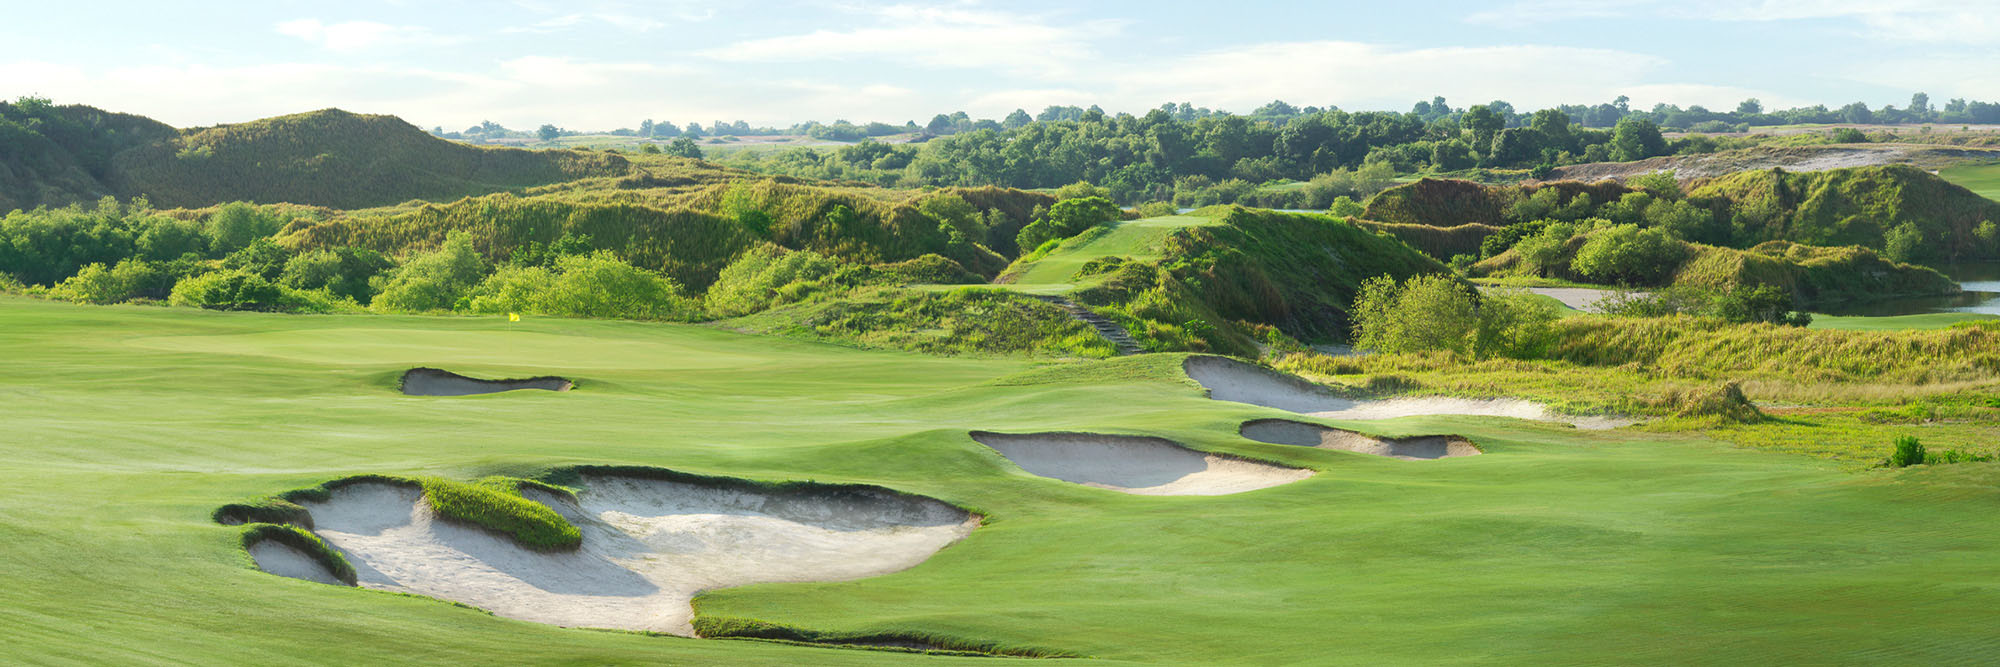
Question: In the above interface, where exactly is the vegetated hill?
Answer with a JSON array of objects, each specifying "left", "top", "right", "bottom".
[
  {"left": 108, "top": 109, "right": 631, "bottom": 209},
  {"left": 0, "top": 99, "right": 180, "bottom": 212},
  {"left": 277, "top": 180, "right": 1053, "bottom": 290},
  {"left": 1363, "top": 178, "right": 1633, "bottom": 227},
  {"left": 1548, "top": 144, "right": 2000, "bottom": 183},
  {"left": 1365, "top": 166, "right": 2000, "bottom": 263},
  {"left": 1068, "top": 207, "right": 1448, "bottom": 354},
  {"left": 0, "top": 104, "right": 632, "bottom": 212},
  {"left": 1474, "top": 232, "right": 1956, "bottom": 307},
  {"left": 1686, "top": 165, "right": 2000, "bottom": 260},
  {"left": 1352, "top": 220, "right": 1502, "bottom": 260}
]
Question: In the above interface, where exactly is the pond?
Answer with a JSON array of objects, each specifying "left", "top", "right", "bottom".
[{"left": 1812, "top": 263, "right": 2000, "bottom": 317}]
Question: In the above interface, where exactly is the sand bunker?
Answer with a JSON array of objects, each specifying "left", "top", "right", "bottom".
[
  {"left": 1240, "top": 419, "right": 1480, "bottom": 460},
  {"left": 248, "top": 540, "right": 347, "bottom": 586},
  {"left": 399, "top": 367, "right": 573, "bottom": 396},
  {"left": 1184, "top": 356, "right": 1633, "bottom": 429},
  {"left": 264, "top": 476, "right": 975, "bottom": 636},
  {"left": 969, "top": 431, "right": 1311, "bottom": 495}
]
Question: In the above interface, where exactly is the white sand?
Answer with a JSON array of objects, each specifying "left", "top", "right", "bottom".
[
  {"left": 1240, "top": 419, "right": 1480, "bottom": 460},
  {"left": 970, "top": 431, "right": 1312, "bottom": 495},
  {"left": 248, "top": 540, "right": 347, "bottom": 585},
  {"left": 1184, "top": 355, "right": 1635, "bottom": 429},
  {"left": 399, "top": 368, "right": 573, "bottom": 396},
  {"left": 285, "top": 477, "right": 975, "bottom": 636},
  {"left": 1183, "top": 356, "right": 1355, "bottom": 413}
]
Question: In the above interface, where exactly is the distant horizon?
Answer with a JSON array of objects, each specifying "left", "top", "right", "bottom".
[{"left": 4, "top": 1, "right": 1995, "bottom": 131}]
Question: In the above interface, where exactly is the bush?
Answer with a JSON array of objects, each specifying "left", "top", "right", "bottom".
[
  {"left": 1570, "top": 224, "right": 1688, "bottom": 285},
  {"left": 205, "top": 202, "right": 284, "bottom": 254},
  {"left": 1352, "top": 274, "right": 1478, "bottom": 356},
  {"left": 704, "top": 244, "right": 845, "bottom": 317},
  {"left": 279, "top": 247, "right": 390, "bottom": 305},
  {"left": 467, "top": 251, "right": 701, "bottom": 321},
  {"left": 1887, "top": 436, "right": 1926, "bottom": 468},
  {"left": 1016, "top": 196, "right": 1118, "bottom": 252},
  {"left": 372, "top": 232, "right": 489, "bottom": 313},
  {"left": 169, "top": 270, "right": 348, "bottom": 312},
  {"left": 50, "top": 259, "right": 169, "bottom": 304}
]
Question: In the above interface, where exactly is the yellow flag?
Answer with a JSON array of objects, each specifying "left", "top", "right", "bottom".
[{"left": 508, "top": 313, "right": 521, "bottom": 322}]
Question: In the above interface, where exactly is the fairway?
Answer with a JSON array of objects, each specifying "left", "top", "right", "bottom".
[
  {"left": 1941, "top": 162, "right": 2000, "bottom": 203},
  {"left": 8, "top": 297, "right": 2000, "bottom": 664},
  {"left": 1003, "top": 215, "right": 1217, "bottom": 293}
]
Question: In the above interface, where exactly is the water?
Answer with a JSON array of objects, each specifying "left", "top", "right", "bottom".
[{"left": 1812, "top": 263, "right": 2000, "bottom": 317}]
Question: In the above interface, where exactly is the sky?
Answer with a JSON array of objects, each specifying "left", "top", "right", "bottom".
[{"left": 1, "top": 0, "right": 1995, "bottom": 131}]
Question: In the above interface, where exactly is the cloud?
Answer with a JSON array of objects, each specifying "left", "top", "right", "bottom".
[
  {"left": 275, "top": 19, "right": 443, "bottom": 52},
  {"left": 503, "top": 0, "right": 710, "bottom": 33},
  {"left": 1466, "top": 0, "right": 2000, "bottom": 43},
  {"left": 699, "top": 5, "right": 1119, "bottom": 78}
]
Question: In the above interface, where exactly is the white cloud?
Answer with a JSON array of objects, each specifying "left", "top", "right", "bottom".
[
  {"left": 275, "top": 19, "right": 442, "bottom": 52},
  {"left": 1467, "top": 0, "right": 2000, "bottom": 43},
  {"left": 699, "top": 5, "right": 1119, "bottom": 78}
]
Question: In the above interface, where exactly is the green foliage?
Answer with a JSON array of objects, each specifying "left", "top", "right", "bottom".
[
  {"left": 49, "top": 259, "right": 169, "bottom": 304},
  {"left": 168, "top": 270, "right": 348, "bottom": 313},
  {"left": 1610, "top": 117, "right": 1667, "bottom": 161},
  {"left": 1570, "top": 224, "right": 1688, "bottom": 285},
  {"left": 1352, "top": 274, "right": 1479, "bottom": 355},
  {"left": 704, "top": 244, "right": 846, "bottom": 317},
  {"left": 1351, "top": 275, "right": 1558, "bottom": 358},
  {"left": 1016, "top": 196, "right": 1119, "bottom": 252},
  {"left": 206, "top": 202, "right": 284, "bottom": 253},
  {"left": 734, "top": 287, "right": 1116, "bottom": 358},
  {"left": 222, "top": 238, "right": 291, "bottom": 279},
  {"left": 465, "top": 251, "right": 702, "bottom": 321},
  {"left": 1887, "top": 436, "right": 1926, "bottom": 468},
  {"left": 238, "top": 523, "right": 357, "bottom": 586},
  {"left": 371, "top": 232, "right": 488, "bottom": 313},
  {"left": 416, "top": 477, "right": 581, "bottom": 551},
  {"left": 278, "top": 247, "right": 390, "bottom": 304}
]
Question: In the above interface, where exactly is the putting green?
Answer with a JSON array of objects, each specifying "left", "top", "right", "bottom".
[
  {"left": 1003, "top": 215, "right": 1218, "bottom": 293},
  {"left": 7, "top": 295, "right": 2000, "bottom": 663},
  {"left": 1941, "top": 162, "right": 2000, "bottom": 203}
]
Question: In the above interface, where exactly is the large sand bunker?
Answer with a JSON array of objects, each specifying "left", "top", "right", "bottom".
[
  {"left": 1184, "top": 356, "right": 1633, "bottom": 429},
  {"left": 399, "top": 367, "right": 573, "bottom": 396},
  {"left": 969, "top": 431, "right": 1312, "bottom": 495},
  {"left": 1240, "top": 419, "right": 1480, "bottom": 460},
  {"left": 261, "top": 476, "right": 975, "bottom": 636}
]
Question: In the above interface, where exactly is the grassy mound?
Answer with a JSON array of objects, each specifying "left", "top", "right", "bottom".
[
  {"left": 729, "top": 287, "right": 1117, "bottom": 358},
  {"left": 1475, "top": 231, "right": 1956, "bottom": 307},
  {"left": 1687, "top": 164, "right": 2000, "bottom": 260},
  {"left": 1070, "top": 207, "right": 1447, "bottom": 353},
  {"left": 219, "top": 474, "right": 582, "bottom": 551},
  {"left": 109, "top": 109, "right": 630, "bottom": 209},
  {"left": 1353, "top": 220, "right": 1503, "bottom": 260}
]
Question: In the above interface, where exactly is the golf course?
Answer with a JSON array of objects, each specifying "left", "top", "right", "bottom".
[{"left": 6, "top": 294, "right": 2000, "bottom": 664}]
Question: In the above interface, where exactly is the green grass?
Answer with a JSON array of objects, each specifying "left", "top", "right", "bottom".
[
  {"left": 1940, "top": 162, "right": 2000, "bottom": 203},
  {"left": 12, "top": 296, "right": 2000, "bottom": 663},
  {"left": 1809, "top": 311, "right": 1999, "bottom": 330},
  {"left": 998, "top": 215, "right": 1218, "bottom": 292}
]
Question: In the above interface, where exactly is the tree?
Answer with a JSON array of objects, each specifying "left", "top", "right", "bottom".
[
  {"left": 205, "top": 202, "right": 282, "bottom": 254},
  {"left": 1735, "top": 98, "right": 1763, "bottom": 115},
  {"left": 665, "top": 137, "right": 703, "bottom": 159},
  {"left": 1910, "top": 92, "right": 1931, "bottom": 118},
  {"left": 1015, "top": 196, "right": 1119, "bottom": 252},
  {"left": 1462, "top": 105, "right": 1504, "bottom": 154},
  {"left": 537, "top": 124, "right": 560, "bottom": 142},
  {"left": 1609, "top": 117, "right": 1666, "bottom": 161},
  {"left": 925, "top": 114, "right": 954, "bottom": 135},
  {"left": 1351, "top": 274, "right": 1478, "bottom": 356},
  {"left": 1002, "top": 109, "right": 1032, "bottom": 130},
  {"left": 1570, "top": 224, "right": 1687, "bottom": 285}
]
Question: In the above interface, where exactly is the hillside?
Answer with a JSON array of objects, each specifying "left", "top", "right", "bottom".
[
  {"left": 1548, "top": 144, "right": 2000, "bottom": 183},
  {"left": 0, "top": 104, "right": 633, "bottom": 211},
  {"left": 1473, "top": 231, "right": 1956, "bottom": 307}
]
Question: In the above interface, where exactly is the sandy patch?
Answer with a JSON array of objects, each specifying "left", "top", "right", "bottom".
[
  {"left": 281, "top": 477, "right": 974, "bottom": 636},
  {"left": 969, "top": 431, "right": 1311, "bottom": 495},
  {"left": 1240, "top": 419, "right": 1480, "bottom": 460},
  {"left": 248, "top": 540, "right": 347, "bottom": 585},
  {"left": 1184, "top": 355, "right": 1634, "bottom": 429},
  {"left": 399, "top": 367, "right": 573, "bottom": 396}
]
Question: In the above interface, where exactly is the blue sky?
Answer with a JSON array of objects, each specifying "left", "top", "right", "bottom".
[{"left": 1, "top": 0, "right": 1993, "bottom": 130}]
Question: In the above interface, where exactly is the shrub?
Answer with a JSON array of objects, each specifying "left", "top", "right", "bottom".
[
  {"left": 1352, "top": 274, "right": 1479, "bottom": 356},
  {"left": 1665, "top": 381, "right": 1763, "bottom": 423},
  {"left": 50, "top": 259, "right": 169, "bottom": 304},
  {"left": 467, "top": 251, "right": 701, "bottom": 321},
  {"left": 1571, "top": 224, "right": 1688, "bottom": 285},
  {"left": 704, "top": 244, "right": 845, "bottom": 317},
  {"left": 169, "top": 270, "right": 348, "bottom": 312},
  {"left": 1472, "top": 288, "right": 1561, "bottom": 358},
  {"left": 279, "top": 247, "right": 391, "bottom": 305},
  {"left": 221, "top": 238, "right": 291, "bottom": 280},
  {"left": 1887, "top": 436, "right": 1926, "bottom": 468},
  {"left": 371, "top": 232, "right": 488, "bottom": 313},
  {"left": 205, "top": 202, "right": 284, "bottom": 254},
  {"left": 1016, "top": 196, "right": 1118, "bottom": 252}
]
